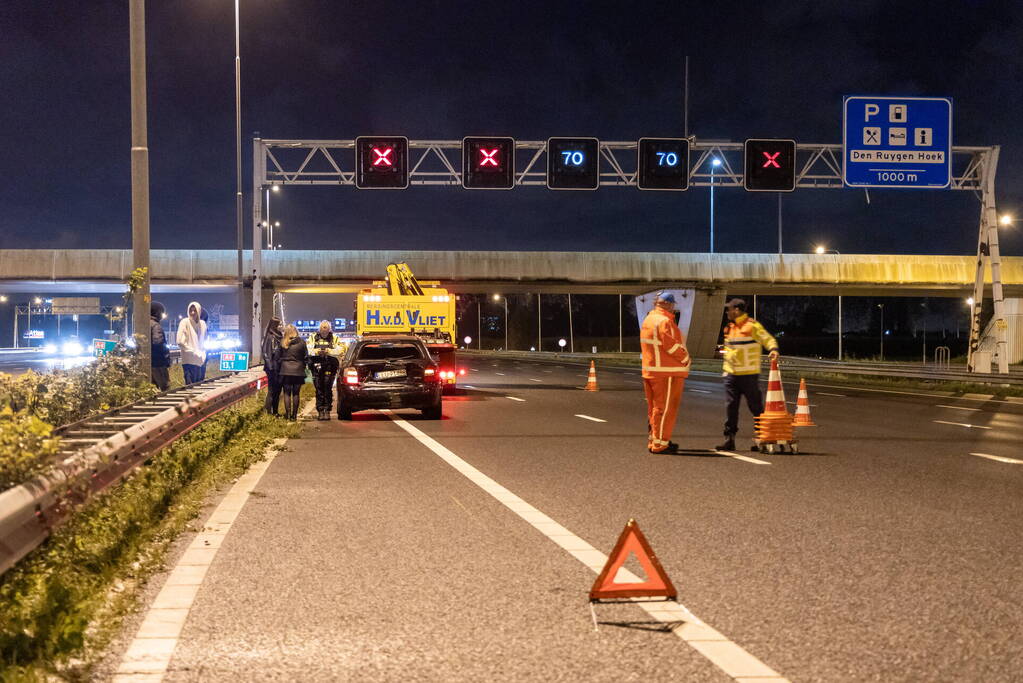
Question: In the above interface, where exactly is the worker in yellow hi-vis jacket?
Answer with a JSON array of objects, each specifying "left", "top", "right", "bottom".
[{"left": 716, "top": 298, "right": 779, "bottom": 453}]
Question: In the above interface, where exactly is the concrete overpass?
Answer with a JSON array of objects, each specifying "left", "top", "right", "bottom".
[
  {"left": 2, "top": 249, "right": 1019, "bottom": 359},
  {"left": 1, "top": 249, "right": 1020, "bottom": 296}
]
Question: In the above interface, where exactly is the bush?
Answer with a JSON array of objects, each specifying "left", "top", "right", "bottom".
[
  {"left": 0, "top": 351, "right": 156, "bottom": 428},
  {"left": 0, "top": 408, "right": 61, "bottom": 493}
]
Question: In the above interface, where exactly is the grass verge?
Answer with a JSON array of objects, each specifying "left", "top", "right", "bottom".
[{"left": 0, "top": 384, "right": 311, "bottom": 680}]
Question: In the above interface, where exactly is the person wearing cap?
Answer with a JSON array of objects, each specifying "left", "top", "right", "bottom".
[
  {"left": 717, "top": 298, "right": 779, "bottom": 452},
  {"left": 640, "top": 291, "right": 691, "bottom": 455}
]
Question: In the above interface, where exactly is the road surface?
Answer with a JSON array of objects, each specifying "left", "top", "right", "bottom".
[{"left": 103, "top": 355, "right": 1023, "bottom": 681}]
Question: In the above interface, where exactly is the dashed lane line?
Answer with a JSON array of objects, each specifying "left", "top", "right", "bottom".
[
  {"left": 933, "top": 420, "right": 992, "bottom": 430},
  {"left": 688, "top": 389, "right": 712, "bottom": 394},
  {"left": 495, "top": 372, "right": 506, "bottom": 376},
  {"left": 385, "top": 413, "right": 788, "bottom": 682},
  {"left": 936, "top": 404, "right": 981, "bottom": 412},
  {"left": 715, "top": 450, "right": 772, "bottom": 466},
  {"left": 816, "top": 392, "right": 846, "bottom": 397},
  {"left": 970, "top": 452, "right": 1023, "bottom": 464},
  {"left": 506, "top": 396, "right": 526, "bottom": 402},
  {"left": 574, "top": 414, "right": 607, "bottom": 423},
  {"left": 529, "top": 378, "right": 544, "bottom": 382}
]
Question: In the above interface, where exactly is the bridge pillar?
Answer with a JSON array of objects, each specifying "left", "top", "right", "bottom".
[
  {"left": 635, "top": 288, "right": 726, "bottom": 359},
  {"left": 241, "top": 284, "right": 274, "bottom": 364}
]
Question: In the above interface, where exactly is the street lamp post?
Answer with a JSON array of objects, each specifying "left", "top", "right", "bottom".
[
  {"left": 816, "top": 246, "right": 842, "bottom": 360},
  {"left": 709, "top": 158, "right": 721, "bottom": 253},
  {"left": 493, "top": 294, "right": 508, "bottom": 350},
  {"left": 129, "top": 0, "right": 152, "bottom": 378},
  {"left": 877, "top": 303, "right": 885, "bottom": 362},
  {"left": 568, "top": 293, "right": 574, "bottom": 353},
  {"left": 234, "top": 0, "right": 244, "bottom": 353}
]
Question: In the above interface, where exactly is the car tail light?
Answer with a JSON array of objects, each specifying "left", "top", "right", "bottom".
[{"left": 344, "top": 368, "right": 359, "bottom": 385}]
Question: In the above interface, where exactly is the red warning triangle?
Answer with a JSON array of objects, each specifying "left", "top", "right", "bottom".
[{"left": 589, "top": 519, "right": 677, "bottom": 601}]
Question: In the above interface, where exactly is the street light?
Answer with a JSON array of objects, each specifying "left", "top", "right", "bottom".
[
  {"left": 1000, "top": 214, "right": 1013, "bottom": 226},
  {"left": 493, "top": 294, "right": 508, "bottom": 350},
  {"left": 815, "top": 245, "right": 842, "bottom": 360},
  {"left": 709, "top": 158, "right": 721, "bottom": 253},
  {"left": 0, "top": 295, "right": 6, "bottom": 303}
]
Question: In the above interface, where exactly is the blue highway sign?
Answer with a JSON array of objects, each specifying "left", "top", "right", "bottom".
[
  {"left": 843, "top": 96, "right": 951, "bottom": 188},
  {"left": 220, "top": 351, "right": 250, "bottom": 372}
]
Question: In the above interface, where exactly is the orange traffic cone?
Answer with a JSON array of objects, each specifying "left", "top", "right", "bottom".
[
  {"left": 585, "top": 361, "right": 600, "bottom": 391},
  {"left": 792, "top": 378, "right": 816, "bottom": 427},
  {"left": 754, "top": 357, "right": 794, "bottom": 445}
]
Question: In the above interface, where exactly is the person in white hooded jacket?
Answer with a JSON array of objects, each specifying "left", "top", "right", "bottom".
[{"left": 177, "top": 301, "right": 207, "bottom": 384}]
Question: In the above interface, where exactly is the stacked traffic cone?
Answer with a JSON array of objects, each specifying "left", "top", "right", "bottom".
[
  {"left": 792, "top": 378, "right": 816, "bottom": 427},
  {"left": 754, "top": 357, "right": 794, "bottom": 444},
  {"left": 585, "top": 361, "right": 600, "bottom": 391}
]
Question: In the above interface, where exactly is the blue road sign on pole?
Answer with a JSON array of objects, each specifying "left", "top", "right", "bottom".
[
  {"left": 219, "top": 351, "right": 250, "bottom": 372},
  {"left": 843, "top": 96, "right": 952, "bottom": 188}
]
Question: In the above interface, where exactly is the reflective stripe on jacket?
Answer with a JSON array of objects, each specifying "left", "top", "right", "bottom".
[
  {"left": 722, "top": 314, "right": 778, "bottom": 375},
  {"left": 640, "top": 307, "right": 691, "bottom": 379},
  {"left": 307, "top": 332, "right": 346, "bottom": 368}
]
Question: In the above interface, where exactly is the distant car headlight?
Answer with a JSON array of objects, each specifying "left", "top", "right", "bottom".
[
  {"left": 42, "top": 344, "right": 58, "bottom": 355},
  {"left": 206, "top": 339, "right": 221, "bottom": 351},
  {"left": 62, "top": 341, "right": 84, "bottom": 357}
]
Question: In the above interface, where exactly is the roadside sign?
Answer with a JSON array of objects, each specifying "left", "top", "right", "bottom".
[
  {"left": 843, "top": 96, "right": 952, "bottom": 188},
  {"left": 219, "top": 351, "right": 250, "bottom": 372},
  {"left": 23, "top": 330, "right": 44, "bottom": 339},
  {"left": 93, "top": 339, "right": 117, "bottom": 357},
  {"left": 52, "top": 297, "right": 101, "bottom": 315}
]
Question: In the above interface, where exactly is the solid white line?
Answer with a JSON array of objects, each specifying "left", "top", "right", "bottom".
[
  {"left": 933, "top": 420, "right": 991, "bottom": 430},
  {"left": 574, "top": 414, "right": 607, "bottom": 423},
  {"left": 385, "top": 413, "right": 787, "bottom": 681},
  {"left": 816, "top": 392, "right": 846, "bottom": 397},
  {"left": 936, "top": 404, "right": 981, "bottom": 412},
  {"left": 716, "top": 450, "right": 772, "bottom": 465},
  {"left": 115, "top": 427, "right": 302, "bottom": 680},
  {"left": 970, "top": 452, "right": 1023, "bottom": 464},
  {"left": 506, "top": 396, "right": 526, "bottom": 402}
]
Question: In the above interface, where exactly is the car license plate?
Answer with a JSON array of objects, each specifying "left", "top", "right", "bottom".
[{"left": 374, "top": 369, "right": 406, "bottom": 380}]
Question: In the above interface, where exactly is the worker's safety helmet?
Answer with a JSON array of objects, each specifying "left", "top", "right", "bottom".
[{"left": 656, "top": 291, "right": 676, "bottom": 305}]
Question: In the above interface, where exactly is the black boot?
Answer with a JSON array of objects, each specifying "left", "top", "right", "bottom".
[{"left": 715, "top": 437, "right": 736, "bottom": 452}]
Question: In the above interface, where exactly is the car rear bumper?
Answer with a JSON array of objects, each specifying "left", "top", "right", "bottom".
[{"left": 340, "top": 383, "right": 441, "bottom": 410}]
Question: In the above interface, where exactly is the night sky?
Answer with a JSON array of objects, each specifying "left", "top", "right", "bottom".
[{"left": 1, "top": 1, "right": 1020, "bottom": 257}]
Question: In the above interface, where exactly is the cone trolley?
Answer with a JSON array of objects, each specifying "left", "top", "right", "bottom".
[{"left": 754, "top": 357, "right": 798, "bottom": 454}]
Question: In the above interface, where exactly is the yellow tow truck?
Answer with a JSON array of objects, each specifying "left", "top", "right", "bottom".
[{"left": 356, "top": 262, "right": 462, "bottom": 391}]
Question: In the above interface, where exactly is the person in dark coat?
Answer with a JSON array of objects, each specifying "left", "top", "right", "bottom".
[
  {"left": 150, "top": 302, "right": 171, "bottom": 390},
  {"left": 277, "top": 324, "right": 308, "bottom": 420},
  {"left": 261, "top": 317, "right": 284, "bottom": 415}
]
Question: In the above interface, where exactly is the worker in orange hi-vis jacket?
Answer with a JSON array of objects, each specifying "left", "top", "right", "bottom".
[{"left": 640, "top": 292, "right": 692, "bottom": 454}]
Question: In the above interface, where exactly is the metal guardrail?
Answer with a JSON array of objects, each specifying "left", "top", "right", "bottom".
[
  {"left": 0, "top": 368, "right": 267, "bottom": 575},
  {"left": 461, "top": 350, "right": 1023, "bottom": 386}
]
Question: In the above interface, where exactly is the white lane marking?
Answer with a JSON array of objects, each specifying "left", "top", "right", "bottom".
[
  {"left": 495, "top": 372, "right": 506, "bottom": 376},
  {"left": 970, "top": 452, "right": 1023, "bottom": 464},
  {"left": 817, "top": 392, "right": 846, "bottom": 397},
  {"left": 529, "top": 378, "right": 543, "bottom": 382},
  {"left": 688, "top": 388, "right": 712, "bottom": 394},
  {"left": 933, "top": 420, "right": 991, "bottom": 430},
  {"left": 543, "top": 370, "right": 554, "bottom": 373},
  {"left": 115, "top": 425, "right": 304, "bottom": 680},
  {"left": 575, "top": 414, "right": 607, "bottom": 423},
  {"left": 462, "top": 385, "right": 476, "bottom": 389},
  {"left": 716, "top": 450, "right": 772, "bottom": 465},
  {"left": 786, "top": 401, "right": 817, "bottom": 407},
  {"left": 936, "top": 404, "right": 981, "bottom": 412},
  {"left": 506, "top": 396, "right": 526, "bottom": 402},
  {"left": 386, "top": 414, "right": 787, "bottom": 682}
]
